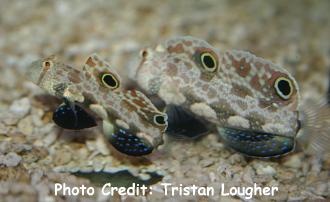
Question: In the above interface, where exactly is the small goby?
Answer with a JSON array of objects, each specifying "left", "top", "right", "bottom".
[{"left": 27, "top": 54, "right": 168, "bottom": 156}]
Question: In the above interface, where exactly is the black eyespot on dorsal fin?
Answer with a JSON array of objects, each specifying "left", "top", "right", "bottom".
[
  {"left": 165, "top": 105, "right": 209, "bottom": 139},
  {"left": 53, "top": 101, "right": 97, "bottom": 130}
]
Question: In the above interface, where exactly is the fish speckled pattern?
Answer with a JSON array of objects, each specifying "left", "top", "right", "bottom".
[
  {"left": 135, "top": 36, "right": 301, "bottom": 157},
  {"left": 27, "top": 54, "right": 168, "bottom": 156},
  {"left": 110, "top": 127, "right": 154, "bottom": 156}
]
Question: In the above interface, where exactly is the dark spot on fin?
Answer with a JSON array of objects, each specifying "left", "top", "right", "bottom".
[
  {"left": 108, "top": 127, "right": 153, "bottom": 156},
  {"left": 218, "top": 127, "right": 295, "bottom": 157},
  {"left": 53, "top": 102, "right": 97, "bottom": 130},
  {"left": 165, "top": 105, "right": 209, "bottom": 139}
]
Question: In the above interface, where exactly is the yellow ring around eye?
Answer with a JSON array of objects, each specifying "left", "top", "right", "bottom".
[
  {"left": 274, "top": 77, "right": 293, "bottom": 100},
  {"left": 153, "top": 114, "right": 167, "bottom": 126},
  {"left": 101, "top": 73, "right": 120, "bottom": 89},
  {"left": 200, "top": 52, "right": 217, "bottom": 72}
]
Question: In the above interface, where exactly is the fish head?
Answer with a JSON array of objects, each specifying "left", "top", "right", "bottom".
[{"left": 27, "top": 55, "right": 58, "bottom": 87}]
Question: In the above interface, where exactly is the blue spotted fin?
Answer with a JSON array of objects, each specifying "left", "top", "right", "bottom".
[
  {"left": 53, "top": 101, "right": 97, "bottom": 130},
  {"left": 108, "top": 126, "right": 154, "bottom": 156},
  {"left": 218, "top": 127, "right": 295, "bottom": 157},
  {"left": 165, "top": 105, "right": 210, "bottom": 139}
]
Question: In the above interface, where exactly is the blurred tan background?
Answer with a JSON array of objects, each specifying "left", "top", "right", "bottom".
[{"left": 0, "top": 1, "right": 329, "bottom": 201}]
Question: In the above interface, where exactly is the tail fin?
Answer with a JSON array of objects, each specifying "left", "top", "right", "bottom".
[{"left": 298, "top": 98, "right": 330, "bottom": 155}]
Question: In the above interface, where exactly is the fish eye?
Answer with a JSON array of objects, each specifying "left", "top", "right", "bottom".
[
  {"left": 200, "top": 52, "right": 217, "bottom": 72},
  {"left": 101, "top": 73, "right": 120, "bottom": 89},
  {"left": 153, "top": 114, "right": 167, "bottom": 126},
  {"left": 274, "top": 77, "right": 293, "bottom": 100}
]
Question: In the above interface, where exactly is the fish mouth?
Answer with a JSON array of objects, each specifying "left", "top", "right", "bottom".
[{"left": 218, "top": 127, "right": 295, "bottom": 157}]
